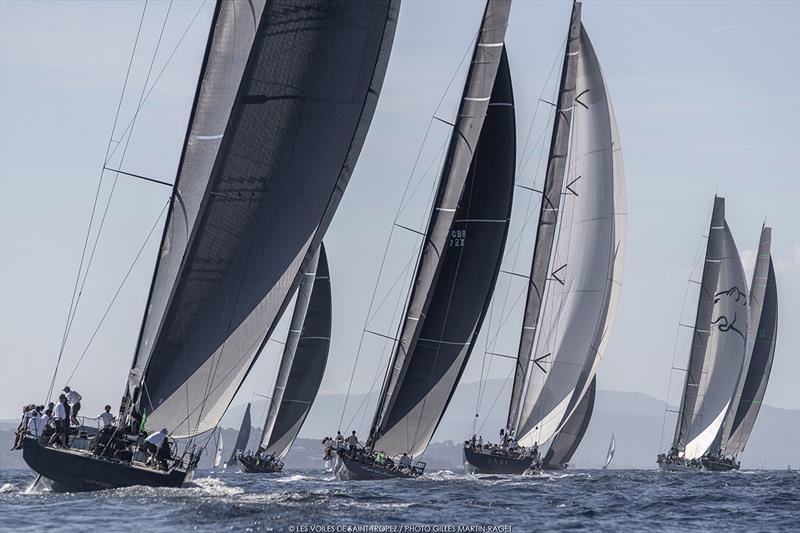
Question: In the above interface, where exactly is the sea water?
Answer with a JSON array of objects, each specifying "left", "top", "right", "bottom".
[{"left": 0, "top": 468, "right": 797, "bottom": 532}]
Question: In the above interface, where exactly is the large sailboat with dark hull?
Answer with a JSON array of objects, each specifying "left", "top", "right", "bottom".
[
  {"left": 329, "top": 0, "right": 514, "bottom": 481},
  {"left": 18, "top": 0, "right": 398, "bottom": 492},
  {"left": 657, "top": 197, "right": 767, "bottom": 473},
  {"left": 237, "top": 244, "right": 332, "bottom": 474},
  {"left": 464, "top": 0, "right": 626, "bottom": 475}
]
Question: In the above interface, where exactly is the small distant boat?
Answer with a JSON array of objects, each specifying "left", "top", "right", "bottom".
[
  {"left": 465, "top": 0, "right": 626, "bottom": 475},
  {"left": 18, "top": 0, "right": 399, "bottom": 492},
  {"left": 237, "top": 245, "right": 331, "bottom": 474},
  {"left": 213, "top": 429, "right": 224, "bottom": 472},
  {"left": 602, "top": 433, "right": 615, "bottom": 470}
]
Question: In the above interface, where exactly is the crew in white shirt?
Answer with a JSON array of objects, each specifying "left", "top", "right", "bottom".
[
  {"left": 63, "top": 386, "right": 82, "bottom": 424},
  {"left": 98, "top": 405, "right": 115, "bottom": 428}
]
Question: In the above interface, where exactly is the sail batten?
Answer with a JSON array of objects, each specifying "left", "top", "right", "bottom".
[
  {"left": 369, "top": 3, "right": 513, "bottom": 457},
  {"left": 260, "top": 244, "right": 331, "bottom": 459},
  {"left": 125, "top": 0, "right": 399, "bottom": 438}
]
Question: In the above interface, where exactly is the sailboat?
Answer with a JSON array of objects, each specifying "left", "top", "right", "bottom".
[
  {"left": 328, "top": 0, "right": 514, "bottom": 481},
  {"left": 18, "top": 0, "right": 398, "bottom": 492},
  {"left": 237, "top": 244, "right": 331, "bottom": 473},
  {"left": 464, "top": 0, "right": 626, "bottom": 475},
  {"left": 227, "top": 402, "right": 252, "bottom": 469},
  {"left": 602, "top": 433, "right": 615, "bottom": 470},
  {"left": 657, "top": 196, "right": 750, "bottom": 472},
  {"left": 213, "top": 428, "right": 224, "bottom": 472},
  {"left": 705, "top": 225, "right": 778, "bottom": 471}
]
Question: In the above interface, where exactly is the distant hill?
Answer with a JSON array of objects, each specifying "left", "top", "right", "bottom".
[{"left": 2, "top": 381, "right": 797, "bottom": 471}]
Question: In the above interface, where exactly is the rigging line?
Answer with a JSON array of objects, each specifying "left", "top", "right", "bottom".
[
  {"left": 338, "top": 34, "right": 478, "bottom": 433},
  {"left": 476, "top": 366, "right": 515, "bottom": 436},
  {"left": 46, "top": 0, "right": 150, "bottom": 405},
  {"left": 105, "top": 0, "right": 209, "bottom": 166},
  {"left": 60, "top": 0, "right": 174, "bottom": 363},
  {"left": 64, "top": 200, "right": 170, "bottom": 384}
]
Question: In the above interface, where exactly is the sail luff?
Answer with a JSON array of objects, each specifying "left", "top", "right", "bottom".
[
  {"left": 672, "top": 197, "right": 725, "bottom": 452},
  {"left": 227, "top": 402, "right": 251, "bottom": 464},
  {"left": 507, "top": 0, "right": 581, "bottom": 433},
  {"left": 369, "top": 0, "right": 511, "bottom": 451},
  {"left": 127, "top": 0, "right": 398, "bottom": 438},
  {"left": 259, "top": 244, "right": 331, "bottom": 459},
  {"left": 724, "top": 227, "right": 777, "bottom": 454}
]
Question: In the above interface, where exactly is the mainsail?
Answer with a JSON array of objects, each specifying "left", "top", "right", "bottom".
[
  {"left": 214, "top": 429, "right": 224, "bottom": 469},
  {"left": 673, "top": 197, "right": 749, "bottom": 459},
  {"left": 124, "top": 0, "right": 399, "bottom": 437},
  {"left": 723, "top": 226, "right": 778, "bottom": 455},
  {"left": 603, "top": 433, "right": 615, "bottom": 470},
  {"left": 369, "top": 0, "right": 513, "bottom": 458},
  {"left": 516, "top": 15, "right": 626, "bottom": 447},
  {"left": 227, "top": 402, "right": 251, "bottom": 464},
  {"left": 542, "top": 376, "right": 596, "bottom": 468},
  {"left": 259, "top": 244, "right": 331, "bottom": 459}
]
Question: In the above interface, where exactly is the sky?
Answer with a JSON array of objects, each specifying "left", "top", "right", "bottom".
[{"left": 1, "top": 0, "right": 798, "bottom": 434}]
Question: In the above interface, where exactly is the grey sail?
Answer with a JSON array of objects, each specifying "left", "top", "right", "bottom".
[
  {"left": 517, "top": 21, "right": 626, "bottom": 447},
  {"left": 542, "top": 375, "right": 596, "bottom": 468},
  {"left": 679, "top": 199, "right": 749, "bottom": 459},
  {"left": 124, "top": 0, "right": 399, "bottom": 437},
  {"left": 260, "top": 244, "right": 331, "bottom": 459},
  {"left": 507, "top": 0, "right": 581, "bottom": 433},
  {"left": 724, "top": 227, "right": 778, "bottom": 455},
  {"left": 228, "top": 402, "right": 251, "bottom": 464},
  {"left": 370, "top": 3, "right": 513, "bottom": 458}
]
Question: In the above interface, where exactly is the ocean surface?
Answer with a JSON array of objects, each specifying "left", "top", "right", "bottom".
[{"left": 1, "top": 468, "right": 798, "bottom": 532}]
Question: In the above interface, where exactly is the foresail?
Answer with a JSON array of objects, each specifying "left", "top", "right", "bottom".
[
  {"left": 683, "top": 217, "right": 749, "bottom": 459},
  {"left": 517, "top": 24, "right": 626, "bottom": 448},
  {"left": 371, "top": 6, "right": 514, "bottom": 456},
  {"left": 260, "top": 244, "right": 331, "bottom": 459},
  {"left": 542, "top": 375, "right": 596, "bottom": 468},
  {"left": 724, "top": 227, "right": 778, "bottom": 455},
  {"left": 508, "top": 0, "right": 581, "bottom": 433},
  {"left": 127, "top": 0, "right": 399, "bottom": 438},
  {"left": 227, "top": 402, "right": 251, "bottom": 464}
]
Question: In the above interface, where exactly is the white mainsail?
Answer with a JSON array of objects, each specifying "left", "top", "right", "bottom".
[{"left": 603, "top": 433, "right": 615, "bottom": 470}]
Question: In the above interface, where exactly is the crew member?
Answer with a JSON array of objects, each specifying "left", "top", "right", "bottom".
[
  {"left": 98, "top": 405, "right": 115, "bottom": 428},
  {"left": 63, "top": 386, "right": 82, "bottom": 425},
  {"left": 145, "top": 428, "right": 168, "bottom": 465}
]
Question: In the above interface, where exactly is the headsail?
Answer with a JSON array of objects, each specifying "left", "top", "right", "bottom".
[
  {"left": 125, "top": 0, "right": 399, "bottom": 437},
  {"left": 542, "top": 376, "right": 596, "bottom": 468},
  {"left": 370, "top": 2, "right": 513, "bottom": 458},
  {"left": 259, "top": 244, "right": 331, "bottom": 459},
  {"left": 517, "top": 19, "right": 626, "bottom": 447},
  {"left": 227, "top": 402, "right": 251, "bottom": 465},
  {"left": 603, "top": 433, "right": 615, "bottom": 470},
  {"left": 723, "top": 227, "right": 778, "bottom": 455},
  {"left": 676, "top": 198, "right": 749, "bottom": 459}
]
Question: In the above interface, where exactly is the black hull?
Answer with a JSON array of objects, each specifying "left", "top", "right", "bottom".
[
  {"left": 21, "top": 437, "right": 190, "bottom": 492},
  {"left": 236, "top": 456, "right": 283, "bottom": 474},
  {"left": 701, "top": 457, "right": 740, "bottom": 472},
  {"left": 463, "top": 446, "right": 537, "bottom": 475},
  {"left": 332, "top": 452, "right": 418, "bottom": 480}
]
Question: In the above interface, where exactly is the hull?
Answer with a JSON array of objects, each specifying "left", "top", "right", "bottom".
[
  {"left": 657, "top": 456, "right": 702, "bottom": 473},
  {"left": 331, "top": 452, "right": 419, "bottom": 481},
  {"left": 701, "top": 457, "right": 740, "bottom": 472},
  {"left": 463, "top": 446, "right": 537, "bottom": 475},
  {"left": 21, "top": 437, "right": 190, "bottom": 492},
  {"left": 236, "top": 456, "right": 283, "bottom": 474}
]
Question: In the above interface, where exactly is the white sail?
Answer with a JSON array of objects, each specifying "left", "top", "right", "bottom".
[
  {"left": 517, "top": 25, "right": 626, "bottom": 447},
  {"left": 214, "top": 430, "right": 224, "bottom": 469},
  {"left": 603, "top": 433, "right": 615, "bottom": 470}
]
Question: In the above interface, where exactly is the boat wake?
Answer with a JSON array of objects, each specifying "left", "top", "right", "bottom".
[{"left": 191, "top": 476, "right": 245, "bottom": 496}]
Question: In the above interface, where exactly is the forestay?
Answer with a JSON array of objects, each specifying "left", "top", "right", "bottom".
[
  {"left": 370, "top": 1, "right": 513, "bottom": 458},
  {"left": 517, "top": 23, "right": 626, "bottom": 447},
  {"left": 125, "top": 0, "right": 399, "bottom": 437},
  {"left": 724, "top": 227, "right": 778, "bottom": 455},
  {"left": 260, "top": 244, "right": 331, "bottom": 459}
]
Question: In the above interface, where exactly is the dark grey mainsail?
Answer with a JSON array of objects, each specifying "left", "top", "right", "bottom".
[
  {"left": 507, "top": 0, "right": 581, "bottom": 433},
  {"left": 124, "top": 0, "right": 399, "bottom": 437},
  {"left": 724, "top": 227, "right": 778, "bottom": 455},
  {"left": 674, "top": 197, "right": 749, "bottom": 459},
  {"left": 370, "top": 3, "right": 513, "bottom": 458},
  {"left": 228, "top": 402, "right": 251, "bottom": 465},
  {"left": 259, "top": 244, "right": 331, "bottom": 459},
  {"left": 542, "top": 376, "right": 596, "bottom": 468}
]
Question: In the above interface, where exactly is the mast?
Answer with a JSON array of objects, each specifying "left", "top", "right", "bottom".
[
  {"left": 123, "top": 0, "right": 399, "bottom": 438},
  {"left": 368, "top": 0, "right": 513, "bottom": 457},
  {"left": 507, "top": 0, "right": 582, "bottom": 434},
  {"left": 258, "top": 244, "right": 331, "bottom": 459}
]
